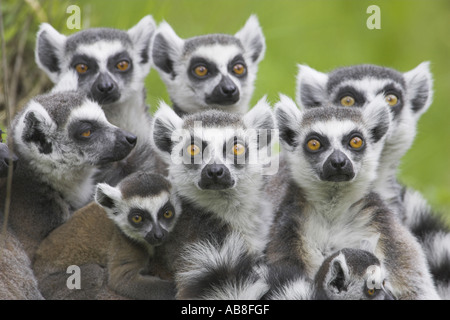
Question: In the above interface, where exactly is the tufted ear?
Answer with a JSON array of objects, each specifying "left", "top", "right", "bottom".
[
  {"left": 35, "top": 23, "right": 67, "bottom": 83},
  {"left": 152, "top": 101, "right": 184, "bottom": 156},
  {"left": 151, "top": 21, "right": 184, "bottom": 77},
  {"left": 362, "top": 94, "right": 392, "bottom": 144},
  {"left": 234, "top": 15, "right": 266, "bottom": 64},
  {"left": 274, "top": 94, "right": 302, "bottom": 149},
  {"left": 21, "top": 110, "right": 54, "bottom": 155},
  {"left": 295, "top": 64, "right": 329, "bottom": 108},
  {"left": 403, "top": 61, "right": 433, "bottom": 117},
  {"left": 128, "top": 15, "right": 156, "bottom": 65},
  {"left": 325, "top": 253, "right": 350, "bottom": 294},
  {"left": 95, "top": 183, "right": 122, "bottom": 217}
]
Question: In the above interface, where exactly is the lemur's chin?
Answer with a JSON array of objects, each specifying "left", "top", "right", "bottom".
[{"left": 321, "top": 173, "right": 355, "bottom": 182}]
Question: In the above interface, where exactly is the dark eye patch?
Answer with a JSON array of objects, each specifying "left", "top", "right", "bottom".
[
  {"left": 70, "top": 54, "right": 99, "bottom": 76},
  {"left": 228, "top": 54, "right": 247, "bottom": 79},
  {"left": 107, "top": 51, "right": 133, "bottom": 75},
  {"left": 69, "top": 120, "right": 101, "bottom": 141},
  {"left": 377, "top": 83, "right": 404, "bottom": 118},
  {"left": 188, "top": 57, "right": 218, "bottom": 81},
  {"left": 333, "top": 86, "right": 366, "bottom": 107}
]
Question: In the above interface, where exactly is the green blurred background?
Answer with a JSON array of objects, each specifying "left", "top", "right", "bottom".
[{"left": 1, "top": 0, "right": 450, "bottom": 221}]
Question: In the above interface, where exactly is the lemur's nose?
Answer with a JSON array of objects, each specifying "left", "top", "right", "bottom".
[
  {"left": 220, "top": 82, "right": 237, "bottom": 96},
  {"left": 330, "top": 152, "right": 348, "bottom": 169},
  {"left": 206, "top": 164, "right": 225, "bottom": 179},
  {"left": 97, "top": 81, "right": 115, "bottom": 93},
  {"left": 125, "top": 134, "right": 137, "bottom": 147}
]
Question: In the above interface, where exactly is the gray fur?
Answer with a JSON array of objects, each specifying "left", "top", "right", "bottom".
[
  {"left": 1, "top": 91, "right": 135, "bottom": 260},
  {"left": 151, "top": 15, "right": 265, "bottom": 115},
  {"left": 151, "top": 99, "right": 275, "bottom": 299},
  {"left": 35, "top": 16, "right": 167, "bottom": 186},
  {"left": 266, "top": 95, "right": 439, "bottom": 299}
]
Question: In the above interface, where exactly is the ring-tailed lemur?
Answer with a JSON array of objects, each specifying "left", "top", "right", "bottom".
[
  {"left": 151, "top": 15, "right": 265, "bottom": 116},
  {"left": 35, "top": 15, "right": 167, "bottom": 186},
  {"left": 33, "top": 172, "right": 179, "bottom": 300},
  {"left": 150, "top": 98, "right": 275, "bottom": 299},
  {"left": 296, "top": 63, "right": 450, "bottom": 299},
  {"left": 0, "top": 91, "right": 136, "bottom": 261},
  {"left": 265, "top": 94, "right": 440, "bottom": 299},
  {"left": 263, "top": 248, "right": 394, "bottom": 300}
]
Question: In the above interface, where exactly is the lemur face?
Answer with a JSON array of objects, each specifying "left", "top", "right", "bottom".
[
  {"left": 96, "top": 172, "right": 181, "bottom": 247},
  {"left": 275, "top": 95, "right": 390, "bottom": 188},
  {"left": 35, "top": 16, "right": 155, "bottom": 106},
  {"left": 152, "top": 15, "right": 265, "bottom": 115},
  {"left": 0, "top": 130, "right": 18, "bottom": 178},
  {"left": 314, "top": 248, "right": 394, "bottom": 300},
  {"left": 296, "top": 63, "right": 432, "bottom": 164},
  {"left": 152, "top": 98, "right": 274, "bottom": 197},
  {"left": 13, "top": 92, "right": 136, "bottom": 168}
]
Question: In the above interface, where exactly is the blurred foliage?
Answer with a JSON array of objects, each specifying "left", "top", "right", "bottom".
[{"left": 1, "top": 0, "right": 449, "bottom": 220}]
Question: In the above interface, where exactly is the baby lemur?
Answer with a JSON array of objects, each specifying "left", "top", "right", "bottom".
[
  {"left": 265, "top": 94, "right": 439, "bottom": 299},
  {"left": 33, "top": 172, "right": 179, "bottom": 300}
]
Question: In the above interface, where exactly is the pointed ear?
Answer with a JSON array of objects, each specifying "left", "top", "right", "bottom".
[
  {"left": 151, "top": 21, "right": 184, "bottom": 77},
  {"left": 326, "top": 253, "right": 350, "bottom": 294},
  {"left": 35, "top": 23, "right": 66, "bottom": 83},
  {"left": 95, "top": 183, "right": 122, "bottom": 217},
  {"left": 403, "top": 61, "right": 433, "bottom": 116},
  {"left": 362, "top": 94, "right": 392, "bottom": 144},
  {"left": 295, "top": 64, "right": 329, "bottom": 108},
  {"left": 128, "top": 15, "right": 156, "bottom": 65},
  {"left": 243, "top": 96, "right": 274, "bottom": 149},
  {"left": 274, "top": 94, "right": 302, "bottom": 149},
  {"left": 21, "top": 110, "right": 53, "bottom": 155},
  {"left": 152, "top": 101, "right": 184, "bottom": 156},
  {"left": 234, "top": 15, "right": 266, "bottom": 64}
]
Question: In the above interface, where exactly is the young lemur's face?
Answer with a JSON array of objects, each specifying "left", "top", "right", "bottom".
[
  {"left": 314, "top": 248, "right": 394, "bottom": 300},
  {"left": 35, "top": 16, "right": 155, "bottom": 106},
  {"left": 152, "top": 15, "right": 266, "bottom": 115},
  {"left": 275, "top": 95, "right": 391, "bottom": 190},
  {"left": 295, "top": 63, "right": 432, "bottom": 164},
  {"left": 12, "top": 92, "right": 136, "bottom": 168},
  {"left": 95, "top": 172, "right": 181, "bottom": 247},
  {"left": 152, "top": 98, "right": 274, "bottom": 201}
]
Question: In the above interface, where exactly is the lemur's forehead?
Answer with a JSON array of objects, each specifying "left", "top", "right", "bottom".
[
  {"left": 329, "top": 78, "right": 405, "bottom": 98},
  {"left": 119, "top": 173, "right": 172, "bottom": 200},
  {"left": 183, "top": 34, "right": 243, "bottom": 56},
  {"left": 301, "top": 107, "right": 363, "bottom": 130},
  {"left": 124, "top": 192, "right": 171, "bottom": 216},
  {"left": 327, "top": 65, "right": 405, "bottom": 93},
  {"left": 71, "top": 40, "right": 128, "bottom": 62},
  {"left": 182, "top": 110, "right": 243, "bottom": 129},
  {"left": 69, "top": 100, "right": 108, "bottom": 124},
  {"left": 65, "top": 28, "right": 131, "bottom": 54},
  {"left": 32, "top": 92, "right": 87, "bottom": 127}
]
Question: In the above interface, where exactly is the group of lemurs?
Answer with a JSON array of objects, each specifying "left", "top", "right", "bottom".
[{"left": 0, "top": 14, "right": 448, "bottom": 300}]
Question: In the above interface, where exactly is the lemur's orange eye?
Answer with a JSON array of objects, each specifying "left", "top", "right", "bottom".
[
  {"left": 367, "top": 288, "right": 375, "bottom": 296},
  {"left": 385, "top": 94, "right": 398, "bottom": 106},
  {"left": 75, "top": 63, "right": 88, "bottom": 74},
  {"left": 340, "top": 96, "right": 355, "bottom": 107},
  {"left": 163, "top": 210, "right": 173, "bottom": 219},
  {"left": 81, "top": 130, "right": 91, "bottom": 137},
  {"left": 131, "top": 214, "right": 143, "bottom": 224},
  {"left": 116, "top": 60, "right": 130, "bottom": 71},
  {"left": 306, "top": 139, "right": 321, "bottom": 151},
  {"left": 233, "top": 63, "right": 246, "bottom": 75},
  {"left": 233, "top": 143, "right": 245, "bottom": 156},
  {"left": 194, "top": 65, "right": 208, "bottom": 77},
  {"left": 349, "top": 136, "right": 363, "bottom": 149},
  {"left": 187, "top": 144, "right": 200, "bottom": 156}
]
